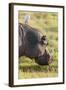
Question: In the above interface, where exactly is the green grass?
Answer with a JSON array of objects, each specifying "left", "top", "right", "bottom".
[
  {"left": 18, "top": 11, "right": 58, "bottom": 79},
  {"left": 19, "top": 71, "right": 58, "bottom": 79}
]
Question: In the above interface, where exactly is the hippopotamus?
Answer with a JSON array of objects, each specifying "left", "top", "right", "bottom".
[{"left": 19, "top": 23, "right": 53, "bottom": 65}]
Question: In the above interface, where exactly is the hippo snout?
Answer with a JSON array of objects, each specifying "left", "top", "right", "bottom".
[{"left": 35, "top": 49, "right": 53, "bottom": 65}]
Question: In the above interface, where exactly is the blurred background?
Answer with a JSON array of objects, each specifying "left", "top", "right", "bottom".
[{"left": 18, "top": 11, "right": 58, "bottom": 79}]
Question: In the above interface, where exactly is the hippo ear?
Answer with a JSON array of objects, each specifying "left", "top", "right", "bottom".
[
  {"left": 41, "top": 35, "right": 48, "bottom": 45},
  {"left": 41, "top": 35, "right": 46, "bottom": 40}
]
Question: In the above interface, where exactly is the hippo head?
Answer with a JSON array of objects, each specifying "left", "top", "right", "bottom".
[
  {"left": 35, "top": 48, "right": 53, "bottom": 65},
  {"left": 19, "top": 23, "right": 53, "bottom": 65}
]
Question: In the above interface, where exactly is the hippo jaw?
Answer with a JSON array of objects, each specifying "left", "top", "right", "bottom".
[{"left": 35, "top": 49, "right": 53, "bottom": 65}]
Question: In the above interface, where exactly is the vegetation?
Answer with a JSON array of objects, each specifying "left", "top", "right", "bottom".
[{"left": 18, "top": 11, "right": 58, "bottom": 79}]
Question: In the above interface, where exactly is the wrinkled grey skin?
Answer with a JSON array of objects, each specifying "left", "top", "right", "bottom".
[{"left": 19, "top": 23, "right": 53, "bottom": 65}]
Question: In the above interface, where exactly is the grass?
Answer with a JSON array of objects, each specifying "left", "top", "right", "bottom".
[
  {"left": 18, "top": 11, "right": 58, "bottom": 79},
  {"left": 19, "top": 71, "right": 58, "bottom": 79}
]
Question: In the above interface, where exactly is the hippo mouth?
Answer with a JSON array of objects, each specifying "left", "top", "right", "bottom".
[{"left": 35, "top": 49, "right": 53, "bottom": 65}]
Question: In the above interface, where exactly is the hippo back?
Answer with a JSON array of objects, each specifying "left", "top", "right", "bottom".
[{"left": 19, "top": 23, "right": 46, "bottom": 58}]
